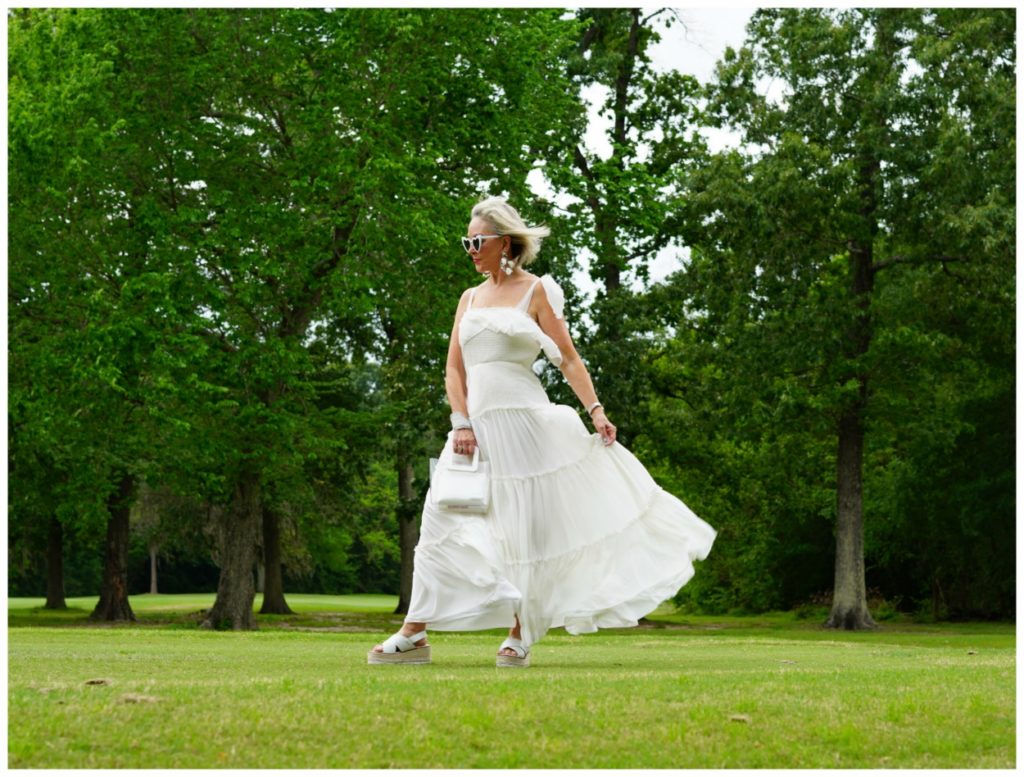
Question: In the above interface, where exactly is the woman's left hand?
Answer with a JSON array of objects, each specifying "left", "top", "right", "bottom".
[{"left": 591, "top": 410, "right": 616, "bottom": 446}]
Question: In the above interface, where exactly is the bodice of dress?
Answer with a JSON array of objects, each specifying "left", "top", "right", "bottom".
[{"left": 458, "top": 275, "right": 566, "bottom": 418}]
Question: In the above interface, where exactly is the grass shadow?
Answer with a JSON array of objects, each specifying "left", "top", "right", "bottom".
[{"left": 8, "top": 595, "right": 1015, "bottom": 649}]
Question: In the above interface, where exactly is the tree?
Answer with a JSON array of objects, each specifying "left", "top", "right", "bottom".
[
  {"left": 666, "top": 8, "right": 1014, "bottom": 627},
  {"left": 543, "top": 9, "right": 705, "bottom": 439},
  {"left": 9, "top": 7, "right": 167, "bottom": 622}
]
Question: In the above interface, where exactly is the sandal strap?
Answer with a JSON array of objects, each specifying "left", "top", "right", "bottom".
[
  {"left": 498, "top": 637, "right": 528, "bottom": 658},
  {"left": 381, "top": 630, "right": 427, "bottom": 653}
]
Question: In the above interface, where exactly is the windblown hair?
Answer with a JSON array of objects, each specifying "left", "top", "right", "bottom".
[{"left": 471, "top": 196, "right": 550, "bottom": 267}]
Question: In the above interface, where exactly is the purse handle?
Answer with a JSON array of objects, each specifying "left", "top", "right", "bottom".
[{"left": 448, "top": 447, "right": 482, "bottom": 472}]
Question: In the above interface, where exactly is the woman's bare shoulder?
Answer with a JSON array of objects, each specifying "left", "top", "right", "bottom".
[{"left": 456, "top": 283, "right": 483, "bottom": 310}]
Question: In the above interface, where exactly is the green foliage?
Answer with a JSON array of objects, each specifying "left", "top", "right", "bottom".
[
  {"left": 545, "top": 9, "right": 711, "bottom": 440},
  {"left": 9, "top": 8, "right": 584, "bottom": 606},
  {"left": 7, "top": 8, "right": 1013, "bottom": 623},
  {"left": 643, "top": 8, "right": 1014, "bottom": 617}
]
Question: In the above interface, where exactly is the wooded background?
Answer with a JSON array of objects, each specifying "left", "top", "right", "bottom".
[{"left": 8, "top": 8, "right": 1014, "bottom": 627}]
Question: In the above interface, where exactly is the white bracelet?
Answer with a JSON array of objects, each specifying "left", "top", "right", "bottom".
[
  {"left": 450, "top": 412, "right": 473, "bottom": 431},
  {"left": 587, "top": 401, "right": 603, "bottom": 416}
]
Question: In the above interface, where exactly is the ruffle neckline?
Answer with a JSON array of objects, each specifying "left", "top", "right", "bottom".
[{"left": 458, "top": 275, "right": 566, "bottom": 366}]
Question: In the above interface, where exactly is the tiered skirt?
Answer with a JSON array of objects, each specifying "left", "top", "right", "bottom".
[{"left": 406, "top": 402, "right": 716, "bottom": 647}]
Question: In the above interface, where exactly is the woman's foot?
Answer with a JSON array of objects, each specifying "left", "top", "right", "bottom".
[
  {"left": 498, "top": 617, "right": 524, "bottom": 657},
  {"left": 495, "top": 618, "right": 528, "bottom": 667},
  {"left": 367, "top": 623, "right": 430, "bottom": 664},
  {"left": 496, "top": 636, "right": 530, "bottom": 668},
  {"left": 498, "top": 634, "right": 521, "bottom": 657},
  {"left": 371, "top": 623, "right": 427, "bottom": 653}
]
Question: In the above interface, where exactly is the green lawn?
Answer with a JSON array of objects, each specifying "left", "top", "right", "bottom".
[{"left": 8, "top": 595, "right": 1015, "bottom": 768}]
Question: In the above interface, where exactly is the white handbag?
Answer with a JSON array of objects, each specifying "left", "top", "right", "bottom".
[{"left": 430, "top": 447, "right": 491, "bottom": 514}]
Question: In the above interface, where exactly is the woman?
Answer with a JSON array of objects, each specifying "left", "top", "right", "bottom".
[{"left": 369, "top": 197, "right": 716, "bottom": 667}]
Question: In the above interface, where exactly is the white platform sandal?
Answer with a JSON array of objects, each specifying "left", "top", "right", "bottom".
[
  {"left": 367, "top": 630, "right": 431, "bottom": 665},
  {"left": 496, "top": 637, "right": 530, "bottom": 668}
]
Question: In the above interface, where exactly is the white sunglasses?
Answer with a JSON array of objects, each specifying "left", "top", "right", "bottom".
[{"left": 461, "top": 234, "right": 502, "bottom": 253}]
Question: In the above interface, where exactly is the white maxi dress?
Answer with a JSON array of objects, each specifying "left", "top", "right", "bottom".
[{"left": 406, "top": 275, "right": 716, "bottom": 648}]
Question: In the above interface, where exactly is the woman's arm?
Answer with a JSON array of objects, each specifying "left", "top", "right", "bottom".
[
  {"left": 532, "top": 284, "right": 617, "bottom": 446},
  {"left": 446, "top": 288, "right": 479, "bottom": 455},
  {"left": 445, "top": 288, "right": 472, "bottom": 417}
]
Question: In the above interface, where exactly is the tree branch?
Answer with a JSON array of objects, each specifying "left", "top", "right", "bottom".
[
  {"left": 624, "top": 236, "right": 667, "bottom": 262},
  {"left": 641, "top": 8, "right": 669, "bottom": 27},
  {"left": 612, "top": 9, "right": 643, "bottom": 151},
  {"left": 940, "top": 259, "right": 969, "bottom": 282},
  {"left": 197, "top": 327, "right": 239, "bottom": 353},
  {"left": 872, "top": 254, "right": 969, "bottom": 273},
  {"left": 572, "top": 146, "right": 603, "bottom": 216},
  {"left": 578, "top": 21, "right": 601, "bottom": 55}
]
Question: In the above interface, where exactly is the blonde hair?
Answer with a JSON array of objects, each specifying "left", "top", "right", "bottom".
[{"left": 471, "top": 196, "right": 550, "bottom": 267}]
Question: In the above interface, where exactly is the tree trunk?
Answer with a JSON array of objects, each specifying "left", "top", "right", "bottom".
[
  {"left": 149, "top": 545, "right": 158, "bottom": 595},
  {"left": 90, "top": 473, "right": 137, "bottom": 622},
  {"left": 259, "top": 504, "right": 294, "bottom": 614},
  {"left": 600, "top": 7, "right": 637, "bottom": 295},
  {"left": 44, "top": 516, "right": 66, "bottom": 610},
  {"left": 825, "top": 395, "right": 877, "bottom": 630},
  {"left": 824, "top": 240, "right": 877, "bottom": 630},
  {"left": 394, "top": 455, "right": 419, "bottom": 615},
  {"left": 825, "top": 180, "right": 879, "bottom": 630},
  {"left": 255, "top": 560, "right": 265, "bottom": 594},
  {"left": 602, "top": 224, "right": 621, "bottom": 292},
  {"left": 931, "top": 575, "right": 947, "bottom": 620},
  {"left": 201, "top": 472, "right": 261, "bottom": 630}
]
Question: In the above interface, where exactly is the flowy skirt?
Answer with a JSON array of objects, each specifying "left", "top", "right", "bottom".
[{"left": 407, "top": 402, "right": 717, "bottom": 647}]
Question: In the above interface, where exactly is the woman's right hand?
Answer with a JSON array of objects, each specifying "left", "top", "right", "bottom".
[
  {"left": 452, "top": 428, "right": 477, "bottom": 457},
  {"left": 591, "top": 409, "right": 617, "bottom": 446}
]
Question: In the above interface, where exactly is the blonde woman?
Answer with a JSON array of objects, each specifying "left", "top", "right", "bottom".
[{"left": 369, "top": 196, "right": 716, "bottom": 667}]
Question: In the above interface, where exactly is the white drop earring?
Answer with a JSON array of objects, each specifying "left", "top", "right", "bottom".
[{"left": 500, "top": 251, "right": 513, "bottom": 276}]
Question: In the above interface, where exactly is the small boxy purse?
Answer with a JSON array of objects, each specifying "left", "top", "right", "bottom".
[{"left": 429, "top": 446, "right": 491, "bottom": 514}]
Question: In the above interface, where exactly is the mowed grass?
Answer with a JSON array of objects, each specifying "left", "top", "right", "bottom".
[{"left": 8, "top": 595, "right": 1016, "bottom": 768}]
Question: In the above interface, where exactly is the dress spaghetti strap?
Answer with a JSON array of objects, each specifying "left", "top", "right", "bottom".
[{"left": 516, "top": 278, "right": 542, "bottom": 311}]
